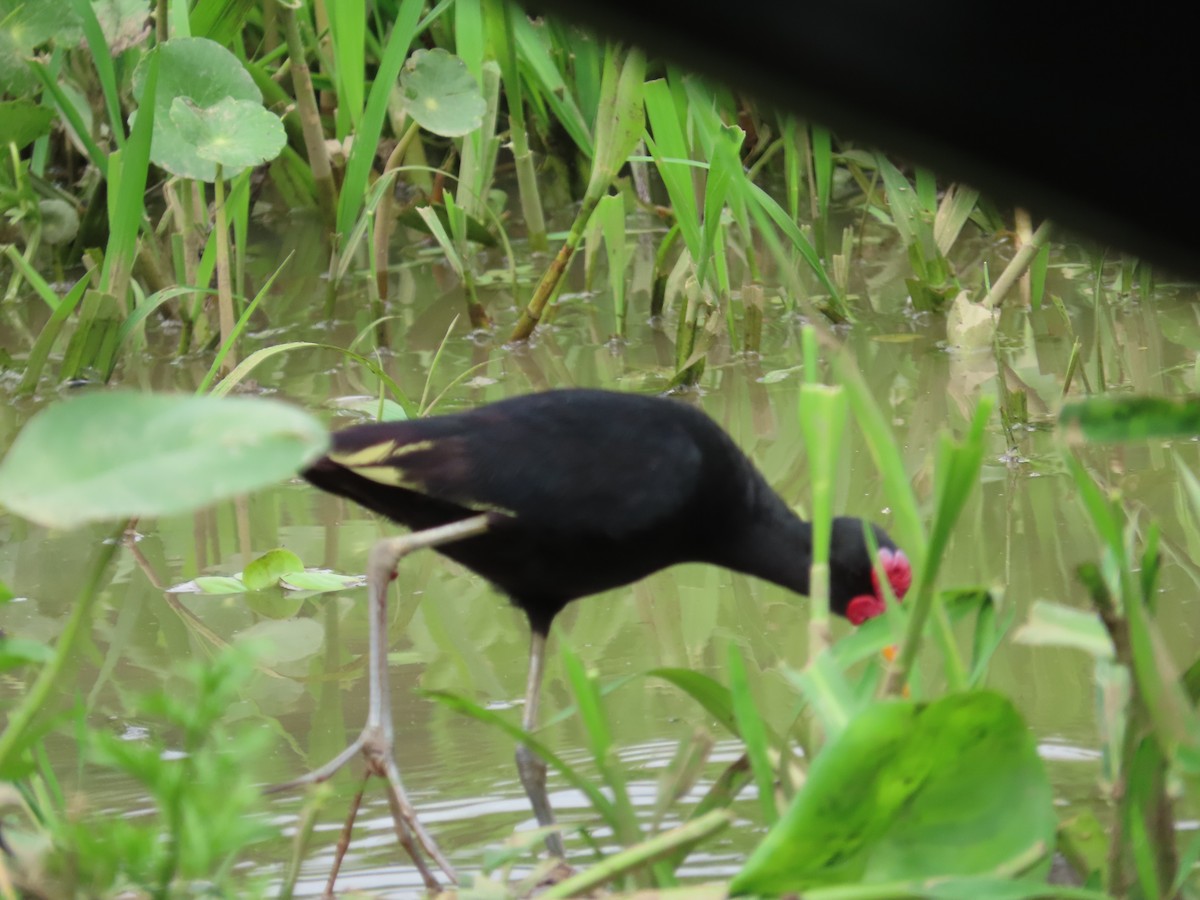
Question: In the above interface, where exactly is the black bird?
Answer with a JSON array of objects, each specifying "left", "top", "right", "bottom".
[{"left": 298, "top": 388, "right": 911, "bottom": 868}]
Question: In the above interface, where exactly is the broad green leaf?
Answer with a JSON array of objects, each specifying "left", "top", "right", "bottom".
[
  {"left": 1061, "top": 395, "right": 1200, "bottom": 444},
  {"left": 0, "top": 100, "right": 53, "bottom": 148},
  {"left": 732, "top": 691, "right": 1054, "bottom": 895},
  {"left": 584, "top": 45, "right": 644, "bottom": 202},
  {"left": 0, "top": 638, "right": 54, "bottom": 670},
  {"left": 0, "top": 392, "right": 328, "bottom": 529},
  {"left": 865, "top": 693, "right": 1053, "bottom": 882},
  {"left": 399, "top": 48, "right": 485, "bottom": 137},
  {"left": 169, "top": 95, "right": 285, "bottom": 174},
  {"left": 732, "top": 699, "right": 920, "bottom": 894},
  {"left": 131, "top": 37, "right": 262, "bottom": 181},
  {"left": 242, "top": 548, "right": 305, "bottom": 592},
  {"left": 0, "top": 0, "right": 68, "bottom": 94}
]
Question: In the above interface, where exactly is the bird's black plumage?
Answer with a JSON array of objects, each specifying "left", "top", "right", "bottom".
[{"left": 302, "top": 389, "right": 904, "bottom": 634}]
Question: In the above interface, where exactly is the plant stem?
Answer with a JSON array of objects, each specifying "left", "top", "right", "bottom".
[
  {"left": 538, "top": 810, "right": 732, "bottom": 899},
  {"left": 373, "top": 119, "right": 421, "bottom": 302},
  {"left": 510, "top": 192, "right": 601, "bottom": 341},
  {"left": 980, "top": 219, "right": 1055, "bottom": 308},
  {"left": 213, "top": 168, "right": 236, "bottom": 374},
  {"left": 282, "top": 1, "right": 337, "bottom": 229}
]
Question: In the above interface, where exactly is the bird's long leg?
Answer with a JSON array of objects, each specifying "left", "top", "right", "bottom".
[
  {"left": 515, "top": 628, "right": 566, "bottom": 857},
  {"left": 266, "top": 514, "right": 492, "bottom": 889}
]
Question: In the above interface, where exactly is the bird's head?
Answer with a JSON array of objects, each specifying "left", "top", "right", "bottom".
[{"left": 828, "top": 518, "right": 912, "bottom": 625}]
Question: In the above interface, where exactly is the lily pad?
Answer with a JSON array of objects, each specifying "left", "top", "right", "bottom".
[
  {"left": 0, "top": 392, "right": 328, "bottom": 530},
  {"left": 169, "top": 95, "right": 285, "bottom": 174},
  {"left": 131, "top": 37, "right": 265, "bottom": 181},
  {"left": 241, "top": 548, "right": 305, "bottom": 592},
  {"left": 399, "top": 48, "right": 485, "bottom": 137}
]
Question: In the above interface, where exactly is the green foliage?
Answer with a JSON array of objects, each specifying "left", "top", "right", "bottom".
[
  {"left": 177, "top": 547, "right": 364, "bottom": 596},
  {"left": 731, "top": 692, "right": 1055, "bottom": 895},
  {"left": 0, "top": 392, "right": 328, "bottom": 528},
  {"left": 132, "top": 37, "right": 270, "bottom": 181},
  {"left": 1061, "top": 395, "right": 1200, "bottom": 444},
  {"left": 34, "top": 647, "right": 275, "bottom": 897},
  {"left": 0, "top": 100, "right": 54, "bottom": 148},
  {"left": 2, "top": 1, "right": 1198, "bottom": 894},
  {"left": 399, "top": 47, "right": 487, "bottom": 137},
  {"left": 169, "top": 95, "right": 286, "bottom": 173}
]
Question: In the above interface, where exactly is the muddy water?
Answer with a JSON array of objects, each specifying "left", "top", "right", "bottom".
[{"left": 3, "top": 230, "right": 1200, "bottom": 895}]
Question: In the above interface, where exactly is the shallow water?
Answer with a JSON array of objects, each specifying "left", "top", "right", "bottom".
[{"left": 3, "top": 217, "right": 1200, "bottom": 894}]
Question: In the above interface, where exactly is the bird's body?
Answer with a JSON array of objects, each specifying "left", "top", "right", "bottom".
[
  {"left": 303, "top": 389, "right": 904, "bottom": 633},
  {"left": 300, "top": 388, "right": 910, "bottom": 860}
]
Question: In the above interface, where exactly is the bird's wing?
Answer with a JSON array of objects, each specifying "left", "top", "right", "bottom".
[{"left": 320, "top": 396, "right": 709, "bottom": 538}]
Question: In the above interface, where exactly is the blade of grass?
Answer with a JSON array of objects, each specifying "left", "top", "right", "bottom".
[
  {"left": 336, "top": 0, "right": 429, "bottom": 236},
  {"left": 539, "top": 810, "right": 732, "bottom": 899},
  {"left": 423, "top": 689, "right": 619, "bottom": 824},
  {"left": 16, "top": 272, "right": 89, "bottom": 395},
  {"left": 560, "top": 642, "right": 641, "bottom": 848},
  {"left": 728, "top": 644, "right": 777, "bottom": 826}
]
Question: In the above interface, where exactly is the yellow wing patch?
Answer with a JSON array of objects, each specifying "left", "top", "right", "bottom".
[
  {"left": 328, "top": 439, "right": 435, "bottom": 467},
  {"left": 326, "top": 437, "right": 517, "bottom": 517},
  {"left": 343, "top": 466, "right": 424, "bottom": 490},
  {"left": 328, "top": 439, "right": 437, "bottom": 490}
]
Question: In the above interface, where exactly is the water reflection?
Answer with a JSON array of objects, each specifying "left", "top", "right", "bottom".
[{"left": 2, "top": 245, "right": 1199, "bottom": 891}]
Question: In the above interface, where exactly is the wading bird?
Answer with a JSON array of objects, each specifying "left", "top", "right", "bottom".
[{"left": 287, "top": 389, "right": 911, "bottom": 884}]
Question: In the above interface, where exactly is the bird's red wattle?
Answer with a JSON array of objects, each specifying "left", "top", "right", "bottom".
[
  {"left": 846, "top": 595, "right": 884, "bottom": 625},
  {"left": 852, "top": 548, "right": 913, "bottom": 625}
]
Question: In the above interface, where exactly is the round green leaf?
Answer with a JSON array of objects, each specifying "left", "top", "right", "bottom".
[
  {"left": 399, "top": 48, "right": 485, "bottom": 137},
  {"left": 131, "top": 37, "right": 263, "bottom": 181},
  {"left": 39, "top": 199, "right": 79, "bottom": 245},
  {"left": 241, "top": 548, "right": 305, "bottom": 592},
  {"left": 0, "top": 638, "right": 54, "bottom": 671},
  {"left": 169, "top": 96, "right": 285, "bottom": 174},
  {"left": 0, "top": 0, "right": 75, "bottom": 94},
  {"left": 0, "top": 392, "right": 328, "bottom": 529}
]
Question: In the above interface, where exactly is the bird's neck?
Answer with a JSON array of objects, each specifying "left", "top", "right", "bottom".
[{"left": 722, "top": 495, "right": 813, "bottom": 596}]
